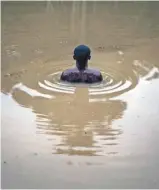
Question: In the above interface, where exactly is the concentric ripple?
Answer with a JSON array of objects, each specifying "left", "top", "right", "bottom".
[
  {"left": 10, "top": 65, "right": 139, "bottom": 100},
  {"left": 38, "top": 71, "right": 76, "bottom": 94},
  {"left": 88, "top": 67, "right": 138, "bottom": 97},
  {"left": 34, "top": 65, "right": 139, "bottom": 99}
]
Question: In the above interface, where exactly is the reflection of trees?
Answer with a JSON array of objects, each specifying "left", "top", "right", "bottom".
[{"left": 11, "top": 87, "right": 126, "bottom": 156}]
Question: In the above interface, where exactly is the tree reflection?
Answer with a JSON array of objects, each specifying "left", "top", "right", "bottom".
[{"left": 10, "top": 86, "right": 126, "bottom": 156}]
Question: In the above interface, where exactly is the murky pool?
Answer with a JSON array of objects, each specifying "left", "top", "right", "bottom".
[{"left": 1, "top": 1, "right": 159, "bottom": 188}]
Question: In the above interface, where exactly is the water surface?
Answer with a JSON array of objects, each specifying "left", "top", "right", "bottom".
[{"left": 1, "top": 1, "right": 159, "bottom": 188}]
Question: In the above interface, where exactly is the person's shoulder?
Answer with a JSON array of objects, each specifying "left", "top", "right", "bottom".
[
  {"left": 61, "top": 68, "right": 79, "bottom": 81},
  {"left": 86, "top": 68, "right": 103, "bottom": 82},
  {"left": 62, "top": 68, "right": 78, "bottom": 75},
  {"left": 86, "top": 68, "right": 102, "bottom": 76}
]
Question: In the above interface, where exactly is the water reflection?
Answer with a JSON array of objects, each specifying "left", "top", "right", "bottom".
[
  {"left": 80, "top": 1, "right": 86, "bottom": 43},
  {"left": 5, "top": 51, "right": 159, "bottom": 156},
  {"left": 2, "top": 43, "right": 159, "bottom": 156},
  {"left": 70, "top": 1, "right": 76, "bottom": 39},
  {"left": 10, "top": 86, "right": 126, "bottom": 156},
  {"left": 1, "top": 1, "right": 159, "bottom": 157}
]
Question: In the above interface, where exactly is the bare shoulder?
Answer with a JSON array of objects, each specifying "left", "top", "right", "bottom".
[
  {"left": 61, "top": 68, "right": 79, "bottom": 81},
  {"left": 86, "top": 68, "right": 102, "bottom": 76},
  {"left": 62, "top": 68, "right": 78, "bottom": 75},
  {"left": 85, "top": 68, "right": 103, "bottom": 82}
]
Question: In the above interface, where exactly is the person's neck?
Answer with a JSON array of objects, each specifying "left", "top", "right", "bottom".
[{"left": 76, "top": 61, "right": 88, "bottom": 71}]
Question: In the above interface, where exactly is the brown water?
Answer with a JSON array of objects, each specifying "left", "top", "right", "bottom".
[{"left": 1, "top": 1, "right": 159, "bottom": 189}]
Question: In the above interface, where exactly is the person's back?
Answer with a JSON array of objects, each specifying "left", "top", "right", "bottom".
[
  {"left": 61, "top": 45, "right": 103, "bottom": 83},
  {"left": 61, "top": 67, "right": 102, "bottom": 83}
]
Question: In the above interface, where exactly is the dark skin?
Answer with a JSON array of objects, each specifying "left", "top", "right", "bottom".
[
  {"left": 74, "top": 54, "right": 90, "bottom": 70},
  {"left": 61, "top": 54, "right": 103, "bottom": 83}
]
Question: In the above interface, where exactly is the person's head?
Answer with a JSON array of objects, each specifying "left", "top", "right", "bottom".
[{"left": 73, "top": 45, "right": 91, "bottom": 70}]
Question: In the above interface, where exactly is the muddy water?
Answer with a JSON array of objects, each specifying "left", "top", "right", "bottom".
[{"left": 1, "top": 1, "right": 159, "bottom": 188}]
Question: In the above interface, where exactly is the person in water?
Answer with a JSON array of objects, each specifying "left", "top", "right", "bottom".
[{"left": 60, "top": 45, "right": 103, "bottom": 83}]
